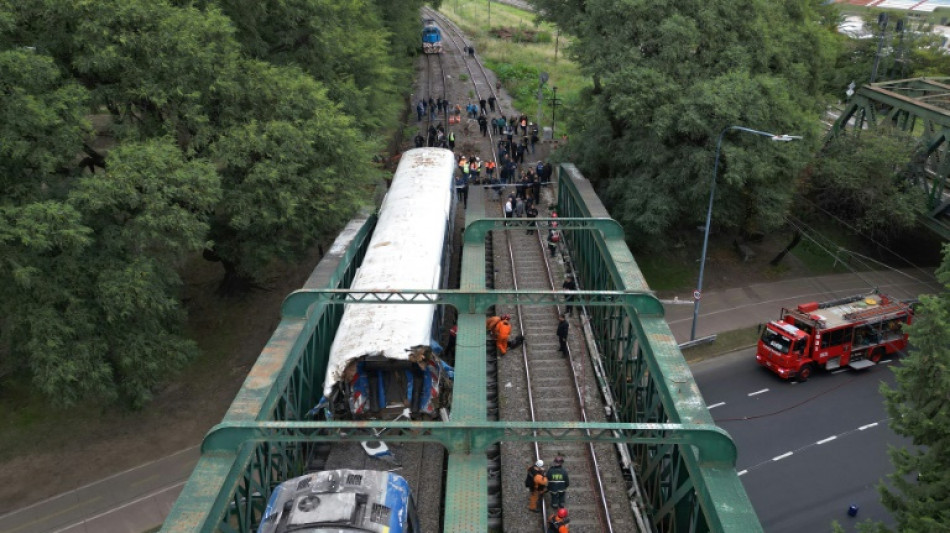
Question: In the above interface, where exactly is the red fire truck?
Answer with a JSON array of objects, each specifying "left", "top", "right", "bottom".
[{"left": 756, "top": 292, "right": 913, "bottom": 381}]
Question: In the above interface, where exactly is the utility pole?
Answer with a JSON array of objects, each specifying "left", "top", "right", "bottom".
[
  {"left": 537, "top": 72, "right": 548, "bottom": 131},
  {"left": 555, "top": 29, "right": 560, "bottom": 63},
  {"left": 870, "top": 13, "right": 889, "bottom": 83},
  {"left": 549, "top": 86, "right": 562, "bottom": 134}
]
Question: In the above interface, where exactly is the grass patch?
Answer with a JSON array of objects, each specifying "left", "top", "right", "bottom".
[
  {"left": 789, "top": 216, "right": 869, "bottom": 275},
  {"left": 439, "top": 1, "right": 591, "bottom": 137},
  {"left": 681, "top": 325, "right": 762, "bottom": 363},
  {"left": 636, "top": 251, "right": 695, "bottom": 292}
]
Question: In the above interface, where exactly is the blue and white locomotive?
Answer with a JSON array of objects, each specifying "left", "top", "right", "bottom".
[
  {"left": 257, "top": 469, "right": 421, "bottom": 533},
  {"left": 315, "top": 148, "right": 457, "bottom": 421},
  {"left": 421, "top": 19, "right": 442, "bottom": 54}
]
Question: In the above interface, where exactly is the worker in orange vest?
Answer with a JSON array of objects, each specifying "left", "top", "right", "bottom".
[
  {"left": 485, "top": 314, "right": 512, "bottom": 355},
  {"left": 547, "top": 508, "right": 569, "bottom": 532},
  {"left": 527, "top": 460, "right": 547, "bottom": 512}
]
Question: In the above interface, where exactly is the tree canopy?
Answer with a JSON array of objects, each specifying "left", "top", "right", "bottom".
[
  {"left": 807, "top": 128, "right": 927, "bottom": 243},
  {"left": 879, "top": 244, "right": 950, "bottom": 530},
  {"left": 0, "top": 0, "right": 425, "bottom": 405},
  {"left": 533, "top": 0, "right": 837, "bottom": 244}
]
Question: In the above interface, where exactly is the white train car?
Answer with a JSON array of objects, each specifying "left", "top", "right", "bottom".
[{"left": 319, "top": 148, "right": 457, "bottom": 420}]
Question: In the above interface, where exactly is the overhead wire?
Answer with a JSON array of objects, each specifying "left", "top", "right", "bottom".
[{"left": 794, "top": 194, "right": 936, "bottom": 283}]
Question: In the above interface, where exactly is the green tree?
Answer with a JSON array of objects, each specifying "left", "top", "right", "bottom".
[
  {"left": 3, "top": 140, "right": 220, "bottom": 407},
  {"left": 2, "top": 1, "right": 377, "bottom": 288},
  {"left": 534, "top": 0, "right": 837, "bottom": 244},
  {"left": 878, "top": 244, "right": 950, "bottom": 531},
  {"left": 807, "top": 128, "right": 926, "bottom": 243},
  {"left": 204, "top": 61, "right": 375, "bottom": 289},
  {"left": 213, "top": 0, "right": 405, "bottom": 134},
  {"left": 0, "top": 49, "right": 90, "bottom": 196}
]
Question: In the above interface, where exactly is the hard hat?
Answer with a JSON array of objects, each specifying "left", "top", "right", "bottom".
[
  {"left": 557, "top": 508, "right": 568, "bottom": 518},
  {"left": 535, "top": 460, "right": 544, "bottom": 468}
]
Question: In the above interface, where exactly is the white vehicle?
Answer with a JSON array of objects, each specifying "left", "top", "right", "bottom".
[{"left": 316, "top": 148, "right": 457, "bottom": 420}]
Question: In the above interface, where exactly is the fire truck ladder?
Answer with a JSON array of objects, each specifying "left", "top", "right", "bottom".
[
  {"left": 843, "top": 303, "right": 904, "bottom": 322},
  {"left": 816, "top": 293, "right": 872, "bottom": 310}
]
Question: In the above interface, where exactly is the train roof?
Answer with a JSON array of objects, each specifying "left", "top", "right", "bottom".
[
  {"left": 323, "top": 148, "right": 456, "bottom": 397},
  {"left": 257, "top": 469, "right": 411, "bottom": 533},
  {"left": 781, "top": 292, "right": 911, "bottom": 331}
]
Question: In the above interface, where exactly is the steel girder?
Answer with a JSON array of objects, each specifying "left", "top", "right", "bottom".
[
  {"left": 163, "top": 164, "right": 761, "bottom": 533},
  {"left": 555, "top": 165, "right": 760, "bottom": 532},
  {"left": 828, "top": 77, "right": 950, "bottom": 238}
]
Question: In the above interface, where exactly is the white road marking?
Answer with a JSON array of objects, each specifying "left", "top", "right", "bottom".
[
  {"left": 708, "top": 402, "right": 726, "bottom": 409},
  {"left": 831, "top": 369, "right": 847, "bottom": 375},
  {"left": 881, "top": 359, "right": 893, "bottom": 364},
  {"left": 737, "top": 470, "right": 748, "bottom": 476},
  {"left": 748, "top": 388, "right": 769, "bottom": 397},
  {"left": 738, "top": 417, "right": 890, "bottom": 476}
]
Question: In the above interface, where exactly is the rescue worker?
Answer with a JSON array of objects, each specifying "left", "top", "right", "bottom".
[
  {"left": 547, "top": 508, "right": 569, "bottom": 533},
  {"left": 493, "top": 314, "right": 512, "bottom": 355},
  {"left": 556, "top": 314, "right": 569, "bottom": 355},
  {"left": 470, "top": 157, "right": 481, "bottom": 183},
  {"left": 545, "top": 455, "right": 570, "bottom": 509},
  {"left": 547, "top": 229, "right": 559, "bottom": 257},
  {"left": 562, "top": 275, "right": 578, "bottom": 315},
  {"left": 527, "top": 459, "right": 547, "bottom": 512}
]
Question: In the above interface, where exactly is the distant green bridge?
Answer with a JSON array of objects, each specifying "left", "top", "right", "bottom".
[
  {"left": 828, "top": 76, "right": 950, "bottom": 240},
  {"left": 162, "top": 164, "right": 761, "bottom": 532}
]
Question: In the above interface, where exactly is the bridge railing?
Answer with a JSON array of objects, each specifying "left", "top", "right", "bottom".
[
  {"left": 162, "top": 164, "right": 761, "bottom": 532},
  {"left": 554, "top": 164, "right": 760, "bottom": 531},
  {"left": 162, "top": 215, "right": 376, "bottom": 533}
]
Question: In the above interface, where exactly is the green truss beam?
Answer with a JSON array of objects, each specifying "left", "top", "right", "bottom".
[{"left": 202, "top": 421, "right": 738, "bottom": 466}]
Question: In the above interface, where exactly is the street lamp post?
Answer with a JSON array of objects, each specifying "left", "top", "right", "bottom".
[{"left": 689, "top": 126, "right": 802, "bottom": 341}]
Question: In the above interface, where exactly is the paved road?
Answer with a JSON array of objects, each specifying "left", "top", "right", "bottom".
[
  {"left": 0, "top": 268, "right": 938, "bottom": 533},
  {"left": 0, "top": 447, "right": 198, "bottom": 533},
  {"left": 692, "top": 348, "right": 907, "bottom": 532}
]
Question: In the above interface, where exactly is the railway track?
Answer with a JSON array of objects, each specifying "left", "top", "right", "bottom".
[
  {"left": 322, "top": 8, "right": 641, "bottom": 530},
  {"left": 428, "top": 8, "right": 642, "bottom": 532}
]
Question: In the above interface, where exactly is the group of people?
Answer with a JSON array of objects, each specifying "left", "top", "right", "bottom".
[
  {"left": 484, "top": 308, "right": 570, "bottom": 358},
  {"left": 416, "top": 96, "right": 453, "bottom": 123},
  {"left": 527, "top": 455, "right": 571, "bottom": 531}
]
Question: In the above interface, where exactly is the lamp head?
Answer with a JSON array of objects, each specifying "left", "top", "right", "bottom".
[{"left": 770, "top": 134, "right": 803, "bottom": 142}]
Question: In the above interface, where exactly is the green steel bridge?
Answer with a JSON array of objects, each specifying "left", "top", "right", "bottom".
[
  {"left": 828, "top": 76, "right": 950, "bottom": 240},
  {"left": 162, "top": 164, "right": 761, "bottom": 532}
]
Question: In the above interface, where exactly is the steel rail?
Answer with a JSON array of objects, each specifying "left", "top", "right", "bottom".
[
  {"left": 423, "top": 8, "right": 499, "bottom": 165},
  {"left": 537, "top": 223, "right": 615, "bottom": 533}
]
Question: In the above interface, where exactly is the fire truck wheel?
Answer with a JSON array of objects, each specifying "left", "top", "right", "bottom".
[
  {"left": 870, "top": 348, "right": 884, "bottom": 364},
  {"left": 797, "top": 364, "right": 815, "bottom": 382}
]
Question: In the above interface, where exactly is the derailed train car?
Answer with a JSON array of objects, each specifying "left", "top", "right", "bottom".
[
  {"left": 257, "top": 469, "right": 421, "bottom": 533},
  {"left": 314, "top": 148, "right": 457, "bottom": 421},
  {"left": 421, "top": 19, "right": 442, "bottom": 54}
]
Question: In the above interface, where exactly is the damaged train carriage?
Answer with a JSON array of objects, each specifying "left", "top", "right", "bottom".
[{"left": 315, "top": 148, "right": 457, "bottom": 421}]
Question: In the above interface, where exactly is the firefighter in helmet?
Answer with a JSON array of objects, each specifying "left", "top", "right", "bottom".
[
  {"left": 547, "top": 508, "right": 569, "bottom": 533},
  {"left": 527, "top": 459, "right": 547, "bottom": 512}
]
